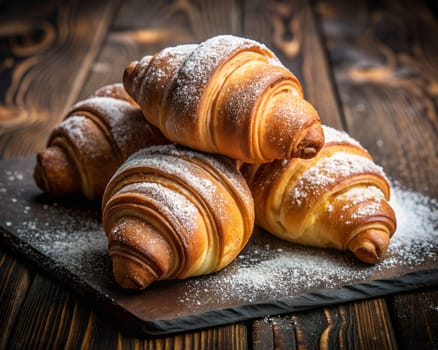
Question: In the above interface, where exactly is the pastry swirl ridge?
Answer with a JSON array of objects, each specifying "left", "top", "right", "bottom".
[{"left": 102, "top": 144, "right": 255, "bottom": 290}]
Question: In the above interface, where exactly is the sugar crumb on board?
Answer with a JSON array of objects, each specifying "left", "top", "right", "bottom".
[
  {"left": 176, "top": 183, "right": 437, "bottom": 309},
  {"left": 0, "top": 166, "right": 436, "bottom": 314}
]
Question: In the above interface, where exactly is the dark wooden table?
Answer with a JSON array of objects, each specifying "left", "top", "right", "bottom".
[{"left": 1, "top": 0, "right": 437, "bottom": 348}]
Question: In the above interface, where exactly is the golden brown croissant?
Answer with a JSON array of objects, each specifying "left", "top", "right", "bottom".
[
  {"left": 33, "top": 83, "right": 168, "bottom": 199},
  {"left": 102, "top": 144, "right": 255, "bottom": 290},
  {"left": 240, "top": 125, "right": 397, "bottom": 264},
  {"left": 123, "top": 34, "right": 324, "bottom": 163}
]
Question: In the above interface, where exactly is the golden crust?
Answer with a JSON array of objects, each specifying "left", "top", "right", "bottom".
[
  {"left": 123, "top": 35, "right": 324, "bottom": 163},
  {"left": 102, "top": 145, "right": 255, "bottom": 290},
  {"left": 241, "top": 125, "right": 397, "bottom": 264},
  {"left": 33, "top": 83, "right": 168, "bottom": 199}
]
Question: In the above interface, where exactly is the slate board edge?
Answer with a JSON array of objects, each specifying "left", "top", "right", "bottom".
[{"left": 1, "top": 225, "right": 437, "bottom": 337}]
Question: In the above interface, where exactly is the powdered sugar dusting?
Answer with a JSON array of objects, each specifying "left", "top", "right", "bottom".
[
  {"left": 119, "top": 145, "right": 251, "bottom": 209},
  {"left": 322, "top": 125, "right": 363, "bottom": 148},
  {"left": 169, "top": 35, "right": 276, "bottom": 114},
  {"left": 293, "top": 152, "right": 387, "bottom": 207},
  {"left": 56, "top": 115, "right": 89, "bottom": 149},
  {"left": 137, "top": 44, "right": 196, "bottom": 110},
  {"left": 155, "top": 44, "right": 197, "bottom": 79},
  {"left": 221, "top": 69, "right": 289, "bottom": 127},
  {"left": 121, "top": 150, "right": 217, "bottom": 202},
  {"left": 117, "top": 181, "right": 199, "bottom": 233},
  {"left": 70, "top": 97, "right": 140, "bottom": 154},
  {"left": 335, "top": 186, "right": 386, "bottom": 220}
]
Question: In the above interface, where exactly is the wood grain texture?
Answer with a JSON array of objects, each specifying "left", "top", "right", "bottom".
[
  {"left": 315, "top": 2, "right": 438, "bottom": 343},
  {"left": 315, "top": 0, "right": 438, "bottom": 197},
  {"left": 0, "top": 247, "right": 32, "bottom": 350},
  {"left": 251, "top": 301, "right": 397, "bottom": 350},
  {"left": 351, "top": 299, "right": 397, "bottom": 349},
  {"left": 252, "top": 316, "right": 297, "bottom": 350},
  {"left": 5, "top": 272, "right": 122, "bottom": 349},
  {"left": 115, "top": 324, "right": 247, "bottom": 349},
  {"left": 113, "top": 0, "right": 241, "bottom": 39},
  {"left": 388, "top": 289, "right": 438, "bottom": 350},
  {"left": 0, "top": 0, "right": 118, "bottom": 159}
]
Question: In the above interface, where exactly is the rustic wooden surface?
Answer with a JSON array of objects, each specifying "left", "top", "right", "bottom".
[{"left": 0, "top": 0, "right": 437, "bottom": 348}]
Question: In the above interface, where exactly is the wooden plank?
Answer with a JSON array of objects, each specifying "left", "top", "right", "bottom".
[
  {"left": 351, "top": 299, "right": 397, "bottom": 349},
  {"left": 0, "top": 0, "right": 119, "bottom": 159},
  {"left": 252, "top": 316, "right": 297, "bottom": 350},
  {"left": 128, "top": 324, "right": 248, "bottom": 349},
  {"left": 252, "top": 300, "right": 398, "bottom": 349},
  {"left": 252, "top": 317, "right": 276, "bottom": 349},
  {"left": 113, "top": 0, "right": 241, "bottom": 38},
  {"left": 387, "top": 289, "right": 438, "bottom": 350},
  {"left": 0, "top": 247, "right": 32, "bottom": 350},
  {"left": 314, "top": 0, "right": 438, "bottom": 196},
  {"left": 5, "top": 272, "right": 120, "bottom": 349},
  {"left": 243, "top": 0, "right": 344, "bottom": 129}
]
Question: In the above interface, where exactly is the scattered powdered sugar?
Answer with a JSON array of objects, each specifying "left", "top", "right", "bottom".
[
  {"left": 5, "top": 200, "right": 108, "bottom": 286},
  {"left": 176, "top": 182, "right": 437, "bottom": 309},
  {"left": 0, "top": 163, "right": 436, "bottom": 316},
  {"left": 4, "top": 170, "right": 24, "bottom": 182},
  {"left": 385, "top": 185, "right": 438, "bottom": 265}
]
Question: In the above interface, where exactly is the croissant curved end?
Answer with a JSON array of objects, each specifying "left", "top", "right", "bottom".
[
  {"left": 111, "top": 253, "right": 157, "bottom": 290},
  {"left": 348, "top": 229, "right": 391, "bottom": 264},
  {"left": 294, "top": 121, "right": 325, "bottom": 159},
  {"left": 93, "top": 83, "right": 136, "bottom": 105},
  {"left": 123, "top": 60, "right": 139, "bottom": 96},
  {"left": 34, "top": 146, "right": 80, "bottom": 195},
  {"left": 105, "top": 216, "right": 175, "bottom": 290}
]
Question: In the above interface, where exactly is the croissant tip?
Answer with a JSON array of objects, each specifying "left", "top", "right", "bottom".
[
  {"left": 111, "top": 254, "right": 156, "bottom": 290},
  {"left": 33, "top": 147, "right": 80, "bottom": 196},
  {"left": 348, "top": 229, "right": 390, "bottom": 264},
  {"left": 93, "top": 83, "right": 135, "bottom": 104},
  {"left": 301, "top": 147, "right": 318, "bottom": 158},
  {"left": 294, "top": 123, "right": 324, "bottom": 159},
  {"left": 353, "top": 246, "right": 382, "bottom": 264},
  {"left": 123, "top": 60, "right": 139, "bottom": 95},
  {"left": 34, "top": 152, "right": 49, "bottom": 193}
]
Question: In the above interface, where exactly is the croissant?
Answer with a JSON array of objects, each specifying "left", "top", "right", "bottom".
[
  {"left": 123, "top": 34, "right": 324, "bottom": 163},
  {"left": 102, "top": 144, "right": 255, "bottom": 290},
  {"left": 33, "top": 83, "right": 168, "bottom": 199},
  {"left": 240, "top": 125, "right": 397, "bottom": 264}
]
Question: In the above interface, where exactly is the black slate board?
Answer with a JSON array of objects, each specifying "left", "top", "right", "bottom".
[{"left": 0, "top": 156, "right": 437, "bottom": 336}]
